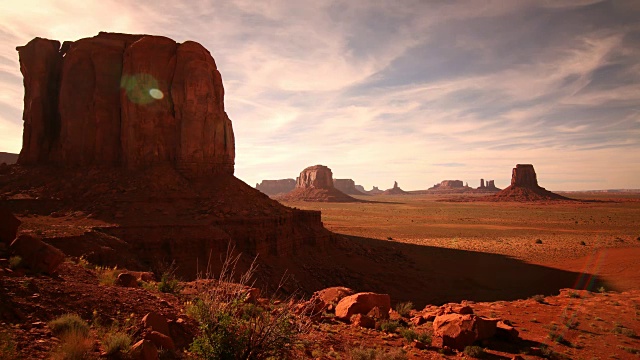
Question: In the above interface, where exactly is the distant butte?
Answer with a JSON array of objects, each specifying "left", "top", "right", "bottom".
[
  {"left": 333, "top": 179, "right": 368, "bottom": 195},
  {"left": 382, "top": 181, "right": 410, "bottom": 195},
  {"left": 277, "top": 165, "right": 362, "bottom": 202},
  {"left": 490, "top": 164, "right": 574, "bottom": 201},
  {"left": 256, "top": 179, "right": 296, "bottom": 196}
]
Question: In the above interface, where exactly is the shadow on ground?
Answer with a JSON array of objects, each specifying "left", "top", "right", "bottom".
[{"left": 273, "top": 234, "right": 613, "bottom": 308}]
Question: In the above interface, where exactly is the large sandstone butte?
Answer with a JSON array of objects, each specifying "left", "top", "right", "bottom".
[
  {"left": 255, "top": 179, "right": 296, "bottom": 196},
  {"left": 16, "top": 32, "right": 234, "bottom": 177},
  {"left": 278, "top": 165, "right": 361, "bottom": 202},
  {"left": 4, "top": 33, "right": 333, "bottom": 281},
  {"left": 492, "top": 164, "right": 573, "bottom": 201},
  {"left": 333, "top": 179, "right": 367, "bottom": 195}
]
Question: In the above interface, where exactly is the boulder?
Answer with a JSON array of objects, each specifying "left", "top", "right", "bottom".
[
  {"left": 115, "top": 273, "right": 138, "bottom": 287},
  {"left": 9, "top": 235, "right": 65, "bottom": 274},
  {"left": 350, "top": 314, "right": 375, "bottom": 329},
  {"left": 432, "top": 313, "right": 497, "bottom": 351},
  {"left": 144, "top": 330, "right": 175, "bottom": 351},
  {"left": 0, "top": 207, "right": 20, "bottom": 243},
  {"left": 311, "top": 286, "right": 355, "bottom": 310},
  {"left": 335, "top": 292, "right": 391, "bottom": 320},
  {"left": 142, "top": 312, "right": 170, "bottom": 337},
  {"left": 130, "top": 339, "right": 158, "bottom": 360}
]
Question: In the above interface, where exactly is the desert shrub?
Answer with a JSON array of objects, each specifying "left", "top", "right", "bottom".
[
  {"left": 0, "top": 330, "right": 17, "bottom": 360},
  {"left": 379, "top": 320, "right": 399, "bottom": 333},
  {"left": 189, "top": 248, "right": 307, "bottom": 360},
  {"left": 95, "top": 266, "right": 121, "bottom": 286},
  {"left": 564, "top": 318, "right": 579, "bottom": 330},
  {"left": 612, "top": 323, "right": 637, "bottom": 338},
  {"left": 51, "top": 329, "right": 92, "bottom": 360},
  {"left": 579, "top": 241, "right": 586, "bottom": 246},
  {"left": 399, "top": 328, "right": 430, "bottom": 344},
  {"left": 48, "top": 314, "right": 89, "bottom": 337},
  {"left": 531, "top": 294, "right": 545, "bottom": 303},
  {"left": 394, "top": 302, "right": 413, "bottom": 317},
  {"left": 8, "top": 256, "right": 21, "bottom": 270},
  {"left": 619, "top": 345, "right": 640, "bottom": 354},
  {"left": 597, "top": 286, "right": 606, "bottom": 293},
  {"left": 463, "top": 345, "right": 485, "bottom": 358},
  {"left": 350, "top": 347, "right": 407, "bottom": 360},
  {"left": 568, "top": 292, "right": 580, "bottom": 299},
  {"left": 535, "top": 239, "right": 543, "bottom": 244},
  {"left": 102, "top": 330, "right": 131, "bottom": 355},
  {"left": 157, "top": 273, "right": 181, "bottom": 293}
]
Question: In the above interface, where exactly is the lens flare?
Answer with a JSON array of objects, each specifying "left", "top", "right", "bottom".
[{"left": 149, "top": 88, "right": 164, "bottom": 99}]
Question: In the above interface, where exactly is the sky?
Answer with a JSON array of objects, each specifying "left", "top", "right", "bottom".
[{"left": 0, "top": 0, "right": 639, "bottom": 191}]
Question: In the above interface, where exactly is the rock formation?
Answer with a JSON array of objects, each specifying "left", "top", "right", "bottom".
[
  {"left": 5, "top": 33, "right": 333, "bottom": 281},
  {"left": 255, "top": 179, "right": 296, "bottom": 196},
  {"left": 492, "top": 164, "right": 573, "bottom": 201},
  {"left": 333, "top": 179, "right": 367, "bottom": 195},
  {"left": 382, "top": 181, "right": 410, "bottom": 195},
  {"left": 16, "top": 32, "right": 234, "bottom": 177},
  {"left": 428, "top": 180, "right": 466, "bottom": 191},
  {"left": 278, "top": 165, "right": 361, "bottom": 202},
  {"left": 477, "top": 178, "right": 500, "bottom": 192},
  {"left": 367, "top": 186, "right": 383, "bottom": 195},
  {"left": 354, "top": 185, "right": 366, "bottom": 193}
]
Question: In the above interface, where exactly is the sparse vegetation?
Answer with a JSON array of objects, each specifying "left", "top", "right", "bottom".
[
  {"left": 102, "top": 330, "right": 131, "bottom": 355},
  {"left": 564, "top": 318, "right": 580, "bottom": 330},
  {"left": 8, "top": 256, "right": 21, "bottom": 270},
  {"left": 379, "top": 320, "right": 400, "bottom": 333},
  {"left": 463, "top": 345, "right": 486, "bottom": 358},
  {"left": 532, "top": 294, "right": 546, "bottom": 303},
  {"left": 48, "top": 314, "right": 89, "bottom": 337},
  {"left": 579, "top": 241, "right": 586, "bottom": 246},
  {"left": 598, "top": 286, "right": 606, "bottom": 293},
  {"left": 618, "top": 345, "right": 640, "bottom": 354},
  {"left": 568, "top": 292, "right": 581, "bottom": 298},
  {"left": 611, "top": 323, "right": 637, "bottom": 338},
  {"left": 535, "top": 239, "right": 543, "bottom": 244},
  {"left": 394, "top": 302, "right": 413, "bottom": 317},
  {"left": 349, "top": 347, "right": 407, "bottom": 360},
  {"left": 0, "top": 330, "right": 17, "bottom": 360},
  {"left": 157, "top": 272, "right": 181, "bottom": 293},
  {"left": 95, "top": 265, "right": 121, "bottom": 286},
  {"left": 399, "top": 328, "right": 430, "bottom": 344},
  {"left": 189, "top": 249, "right": 307, "bottom": 360},
  {"left": 51, "top": 329, "right": 92, "bottom": 360}
]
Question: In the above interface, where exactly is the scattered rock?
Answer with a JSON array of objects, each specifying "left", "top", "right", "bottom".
[
  {"left": 350, "top": 314, "right": 376, "bottom": 329},
  {"left": 0, "top": 206, "right": 20, "bottom": 243},
  {"left": 144, "top": 330, "right": 175, "bottom": 351},
  {"left": 335, "top": 292, "right": 391, "bottom": 320},
  {"left": 130, "top": 339, "right": 158, "bottom": 360},
  {"left": 432, "top": 313, "right": 497, "bottom": 351},
  {"left": 115, "top": 273, "right": 138, "bottom": 287},
  {"left": 9, "top": 235, "right": 65, "bottom": 275},
  {"left": 142, "top": 312, "right": 170, "bottom": 337}
]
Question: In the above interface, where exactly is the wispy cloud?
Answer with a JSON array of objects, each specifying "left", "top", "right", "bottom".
[{"left": 0, "top": 0, "right": 638, "bottom": 190}]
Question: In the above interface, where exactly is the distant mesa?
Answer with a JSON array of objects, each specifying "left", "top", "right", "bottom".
[
  {"left": 491, "top": 164, "right": 574, "bottom": 201},
  {"left": 429, "top": 180, "right": 465, "bottom": 190},
  {"left": 278, "top": 165, "right": 362, "bottom": 202},
  {"left": 333, "top": 179, "right": 368, "bottom": 195},
  {"left": 367, "top": 186, "right": 384, "bottom": 195},
  {"left": 382, "top": 181, "right": 410, "bottom": 195},
  {"left": 255, "top": 179, "right": 295, "bottom": 196},
  {"left": 354, "top": 184, "right": 367, "bottom": 193},
  {"left": 0, "top": 152, "right": 18, "bottom": 165}
]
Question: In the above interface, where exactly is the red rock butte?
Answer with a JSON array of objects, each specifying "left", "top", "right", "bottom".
[
  {"left": 4, "top": 33, "right": 334, "bottom": 281},
  {"left": 16, "top": 32, "right": 234, "bottom": 177},
  {"left": 278, "top": 165, "right": 362, "bottom": 202},
  {"left": 492, "top": 164, "right": 573, "bottom": 201}
]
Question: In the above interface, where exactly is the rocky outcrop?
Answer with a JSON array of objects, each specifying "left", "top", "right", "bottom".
[
  {"left": 278, "top": 165, "right": 361, "bottom": 202},
  {"left": 9, "top": 234, "right": 65, "bottom": 274},
  {"left": 477, "top": 178, "right": 500, "bottom": 192},
  {"left": 16, "top": 32, "right": 234, "bottom": 176},
  {"left": 335, "top": 292, "right": 391, "bottom": 320},
  {"left": 367, "top": 186, "right": 383, "bottom": 195},
  {"left": 354, "top": 185, "right": 366, "bottom": 193},
  {"left": 433, "top": 313, "right": 498, "bottom": 351},
  {"left": 255, "top": 179, "right": 296, "bottom": 196},
  {"left": 382, "top": 181, "right": 410, "bottom": 195},
  {"left": 492, "top": 164, "right": 573, "bottom": 201},
  {"left": 428, "top": 180, "right": 469, "bottom": 192},
  {"left": 0, "top": 207, "right": 20, "bottom": 243},
  {"left": 333, "top": 179, "right": 367, "bottom": 195}
]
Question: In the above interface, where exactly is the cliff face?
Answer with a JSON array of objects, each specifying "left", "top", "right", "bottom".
[
  {"left": 296, "top": 165, "right": 334, "bottom": 189},
  {"left": 16, "top": 33, "right": 234, "bottom": 176},
  {"left": 333, "top": 179, "right": 367, "bottom": 195},
  {"left": 510, "top": 164, "right": 538, "bottom": 187}
]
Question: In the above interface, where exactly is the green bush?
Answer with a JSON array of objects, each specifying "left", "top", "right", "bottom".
[
  {"left": 394, "top": 302, "right": 413, "bottom": 317},
  {"left": 463, "top": 345, "right": 485, "bottom": 358},
  {"left": 399, "top": 328, "right": 431, "bottom": 344},
  {"left": 8, "top": 256, "right": 21, "bottom": 270},
  {"left": 157, "top": 273, "right": 181, "bottom": 293},
  {"left": 103, "top": 331, "right": 131, "bottom": 355},
  {"left": 48, "top": 314, "right": 89, "bottom": 337},
  {"left": 189, "top": 251, "right": 306, "bottom": 360},
  {"left": 379, "top": 320, "right": 400, "bottom": 333}
]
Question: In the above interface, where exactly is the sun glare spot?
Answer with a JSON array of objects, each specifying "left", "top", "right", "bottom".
[{"left": 149, "top": 88, "right": 164, "bottom": 99}]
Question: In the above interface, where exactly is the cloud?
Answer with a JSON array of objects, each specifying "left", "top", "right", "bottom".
[{"left": 0, "top": 0, "right": 638, "bottom": 190}]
